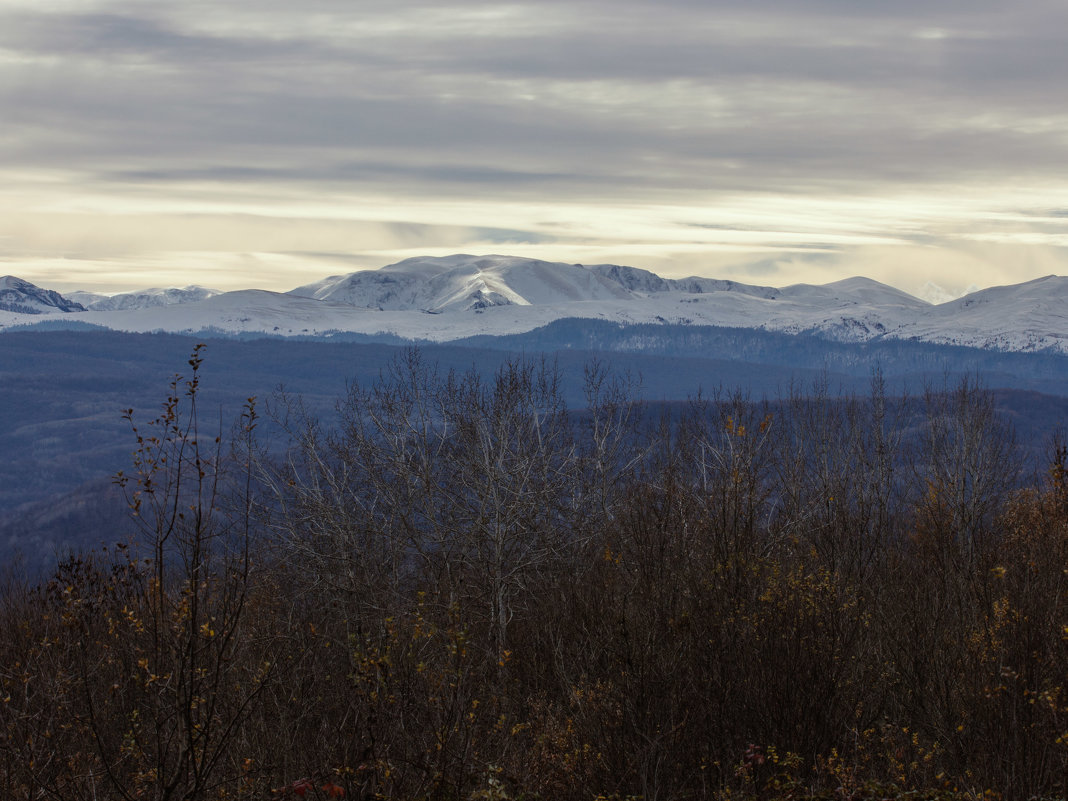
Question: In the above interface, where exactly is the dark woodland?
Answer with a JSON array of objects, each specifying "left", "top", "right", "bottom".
[{"left": 3, "top": 345, "right": 1068, "bottom": 801}]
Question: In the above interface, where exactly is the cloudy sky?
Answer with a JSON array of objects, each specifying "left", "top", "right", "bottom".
[{"left": 3, "top": 0, "right": 1068, "bottom": 298}]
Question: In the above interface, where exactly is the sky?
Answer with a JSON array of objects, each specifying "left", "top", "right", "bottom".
[{"left": 2, "top": 1, "right": 1068, "bottom": 299}]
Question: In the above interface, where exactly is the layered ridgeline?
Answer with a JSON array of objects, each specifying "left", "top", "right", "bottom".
[{"left": 1, "top": 255, "right": 1067, "bottom": 352}]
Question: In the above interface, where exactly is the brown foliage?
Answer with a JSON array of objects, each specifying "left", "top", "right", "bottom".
[{"left": 3, "top": 353, "right": 1067, "bottom": 800}]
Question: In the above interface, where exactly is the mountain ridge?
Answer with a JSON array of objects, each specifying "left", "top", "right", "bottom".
[
  {"left": 2, "top": 255, "right": 1066, "bottom": 354},
  {"left": 0, "top": 275, "right": 86, "bottom": 314},
  {"left": 67, "top": 285, "right": 222, "bottom": 311}
]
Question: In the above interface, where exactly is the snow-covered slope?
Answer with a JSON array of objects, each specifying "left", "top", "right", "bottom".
[
  {"left": 0, "top": 276, "right": 85, "bottom": 314},
  {"left": 67, "top": 285, "right": 222, "bottom": 311},
  {"left": 291, "top": 255, "right": 785, "bottom": 311},
  {"left": 905, "top": 275, "right": 1068, "bottom": 352},
  {"left": 290, "top": 255, "right": 637, "bottom": 311},
  {"left": 586, "top": 262, "right": 782, "bottom": 299},
  {"left": 73, "top": 289, "right": 378, "bottom": 336},
  {"left": 2, "top": 257, "right": 1066, "bottom": 354}
]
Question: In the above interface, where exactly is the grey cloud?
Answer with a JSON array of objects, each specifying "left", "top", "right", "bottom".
[
  {"left": 100, "top": 162, "right": 627, "bottom": 191},
  {"left": 5, "top": 13, "right": 231, "bottom": 58},
  {"left": 7, "top": 2, "right": 1064, "bottom": 97},
  {"left": 3, "top": 0, "right": 1068, "bottom": 217},
  {"left": 0, "top": 10, "right": 315, "bottom": 63},
  {"left": 726, "top": 249, "right": 844, "bottom": 279}
]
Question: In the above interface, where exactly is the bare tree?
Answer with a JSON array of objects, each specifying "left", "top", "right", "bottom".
[{"left": 80, "top": 344, "right": 271, "bottom": 801}]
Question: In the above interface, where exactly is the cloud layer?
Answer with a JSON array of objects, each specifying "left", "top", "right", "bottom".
[{"left": 2, "top": 0, "right": 1068, "bottom": 294}]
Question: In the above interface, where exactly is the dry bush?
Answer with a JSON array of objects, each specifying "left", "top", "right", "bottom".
[{"left": 5, "top": 354, "right": 1068, "bottom": 801}]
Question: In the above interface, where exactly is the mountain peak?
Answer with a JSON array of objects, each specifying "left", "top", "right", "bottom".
[
  {"left": 0, "top": 276, "right": 85, "bottom": 314},
  {"left": 0, "top": 275, "right": 40, "bottom": 292},
  {"left": 289, "top": 254, "right": 638, "bottom": 311}
]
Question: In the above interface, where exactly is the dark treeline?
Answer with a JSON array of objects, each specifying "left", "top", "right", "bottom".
[{"left": 2, "top": 347, "right": 1068, "bottom": 801}]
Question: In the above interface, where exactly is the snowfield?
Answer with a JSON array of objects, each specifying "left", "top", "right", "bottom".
[
  {"left": 66, "top": 285, "right": 222, "bottom": 311},
  {"left": 2, "top": 256, "right": 1067, "bottom": 353}
]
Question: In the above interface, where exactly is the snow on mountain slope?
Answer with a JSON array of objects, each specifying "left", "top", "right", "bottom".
[
  {"left": 292, "top": 255, "right": 784, "bottom": 310},
  {"left": 67, "top": 285, "right": 222, "bottom": 311},
  {"left": 782, "top": 276, "right": 929, "bottom": 309},
  {"left": 0, "top": 281, "right": 931, "bottom": 344},
  {"left": 0, "top": 276, "right": 85, "bottom": 314},
  {"left": 65, "top": 290, "right": 784, "bottom": 340},
  {"left": 1, "top": 258, "right": 1065, "bottom": 354},
  {"left": 290, "top": 255, "right": 636, "bottom": 311},
  {"left": 750, "top": 276, "right": 933, "bottom": 342},
  {"left": 80, "top": 290, "right": 380, "bottom": 336},
  {"left": 905, "top": 275, "right": 1068, "bottom": 352},
  {"left": 586, "top": 262, "right": 782, "bottom": 299}
]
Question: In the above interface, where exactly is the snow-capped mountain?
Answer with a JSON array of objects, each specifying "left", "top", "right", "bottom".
[
  {"left": 66, "top": 285, "right": 222, "bottom": 311},
  {"left": 289, "top": 255, "right": 638, "bottom": 311},
  {"left": 2, "top": 256, "right": 1066, "bottom": 354},
  {"left": 0, "top": 276, "right": 85, "bottom": 314},
  {"left": 290, "top": 255, "right": 784, "bottom": 311},
  {"left": 903, "top": 275, "right": 1068, "bottom": 352}
]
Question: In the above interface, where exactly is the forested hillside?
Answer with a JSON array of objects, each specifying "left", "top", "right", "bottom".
[{"left": 2, "top": 347, "right": 1067, "bottom": 800}]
